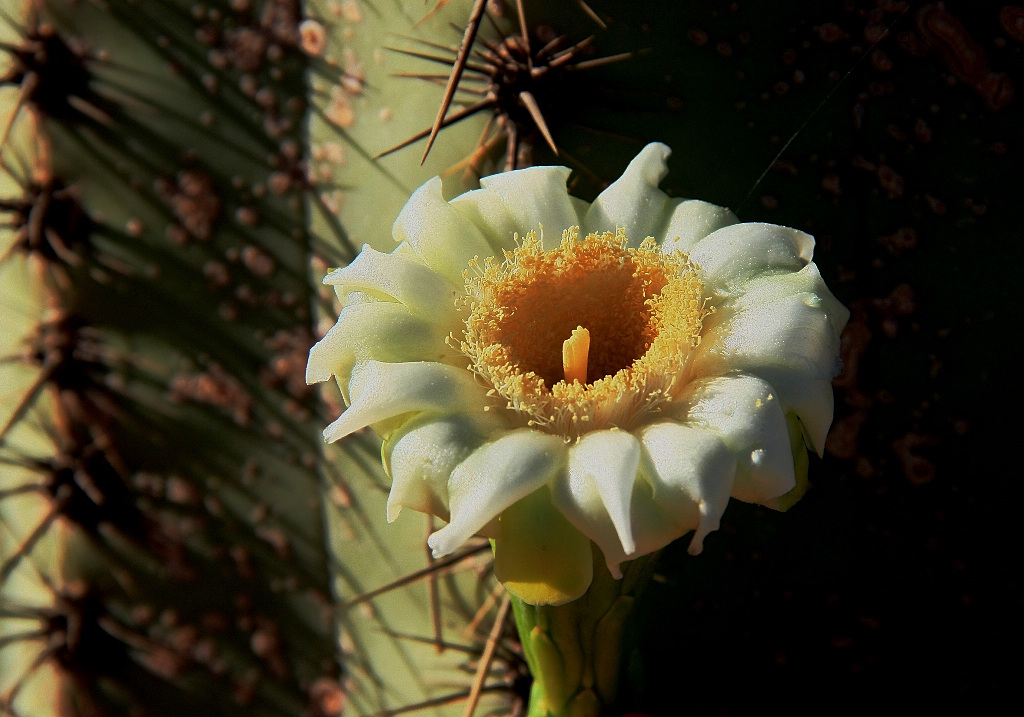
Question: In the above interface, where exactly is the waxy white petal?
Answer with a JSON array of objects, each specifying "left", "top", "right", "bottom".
[
  {"left": 678, "top": 374, "right": 796, "bottom": 504},
  {"left": 694, "top": 287, "right": 844, "bottom": 383},
  {"left": 427, "top": 429, "right": 566, "bottom": 558},
  {"left": 323, "top": 360, "right": 485, "bottom": 443},
  {"left": 393, "top": 176, "right": 494, "bottom": 284},
  {"left": 690, "top": 222, "right": 815, "bottom": 296},
  {"left": 748, "top": 369, "right": 835, "bottom": 457},
  {"left": 309, "top": 141, "right": 848, "bottom": 604},
  {"left": 583, "top": 143, "right": 674, "bottom": 244},
  {"left": 692, "top": 263, "right": 848, "bottom": 453},
  {"left": 323, "top": 245, "right": 459, "bottom": 325},
  {"left": 452, "top": 166, "right": 579, "bottom": 251},
  {"left": 660, "top": 199, "right": 739, "bottom": 253},
  {"left": 552, "top": 429, "right": 642, "bottom": 574},
  {"left": 640, "top": 422, "right": 738, "bottom": 555},
  {"left": 716, "top": 262, "right": 850, "bottom": 336},
  {"left": 306, "top": 301, "right": 456, "bottom": 386},
  {"left": 383, "top": 412, "right": 503, "bottom": 523},
  {"left": 583, "top": 143, "right": 739, "bottom": 251}
]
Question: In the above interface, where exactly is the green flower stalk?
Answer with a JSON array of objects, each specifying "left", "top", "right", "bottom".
[
  {"left": 307, "top": 143, "right": 848, "bottom": 714},
  {"left": 511, "top": 544, "right": 658, "bottom": 717}
]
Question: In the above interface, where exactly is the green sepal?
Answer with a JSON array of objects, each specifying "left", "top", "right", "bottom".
[
  {"left": 766, "top": 412, "right": 812, "bottom": 512},
  {"left": 530, "top": 624, "right": 570, "bottom": 713},
  {"left": 494, "top": 486, "right": 593, "bottom": 606}
]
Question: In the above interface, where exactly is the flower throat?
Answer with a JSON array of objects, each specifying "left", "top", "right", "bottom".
[{"left": 459, "top": 228, "right": 709, "bottom": 435}]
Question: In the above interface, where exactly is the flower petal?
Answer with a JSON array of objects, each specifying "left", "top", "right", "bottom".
[
  {"left": 392, "top": 176, "right": 494, "bottom": 284},
  {"left": 749, "top": 369, "right": 835, "bottom": 457},
  {"left": 581, "top": 143, "right": 738, "bottom": 249},
  {"left": 639, "top": 422, "right": 738, "bottom": 555},
  {"left": 551, "top": 429, "right": 642, "bottom": 573},
  {"left": 427, "top": 429, "right": 566, "bottom": 557},
  {"left": 582, "top": 143, "right": 673, "bottom": 243},
  {"left": 323, "top": 245, "right": 459, "bottom": 325},
  {"left": 692, "top": 263, "right": 848, "bottom": 454},
  {"left": 452, "top": 165, "right": 579, "bottom": 251},
  {"left": 659, "top": 199, "right": 739, "bottom": 253},
  {"left": 689, "top": 222, "right": 815, "bottom": 295},
  {"left": 493, "top": 486, "right": 593, "bottom": 606},
  {"left": 323, "top": 360, "right": 486, "bottom": 443},
  {"left": 306, "top": 301, "right": 456, "bottom": 386},
  {"left": 716, "top": 262, "right": 849, "bottom": 336},
  {"left": 677, "top": 374, "right": 796, "bottom": 504},
  {"left": 382, "top": 412, "right": 503, "bottom": 523},
  {"left": 694, "top": 283, "right": 844, "bottom": 384}
]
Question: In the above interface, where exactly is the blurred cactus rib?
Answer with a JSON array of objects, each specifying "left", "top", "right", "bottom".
[
  {"left": 0, "top": 0, "right": 337, "bottom": 714},
  {"left": 2, "top": 0, "right": 1020, "bottom": 716}
]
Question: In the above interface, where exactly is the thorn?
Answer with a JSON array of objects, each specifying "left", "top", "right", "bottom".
[
  {"left": 414, "top": 0, "right": 455, "bottom": 28},
  {"left": 0, "top": 643, "right": 59, "bottom": 716},
  {"left": 0, "top": 72, "right": 37, "bottom": 152},
  {"left": 548, "top": 35, "right": 596, "bottom": 68},
  {"left": 459, "top": 113, "right": 501, "bottom": 184},
  {"left": 0, "top": 484, "right": 44, "bottom": 500},
  {"left": 535, "top": 35, "right": 568, "bottom": 60},
  {"left": 0, "top": 629, "right": 49, "bottom": 651},
  {"left": 382, "top": 629, "right": 482, "bottom": 655},
  {"left": 399, "top": 74, "right": 488, "bottom": 94},
  {"left": 518, "top": 91, "right": 558, "bottom": 155},
  {"left": 0, "top": 487, "right": 70, "bottom": 585},
  {"left": 426, "top": 515, "right": 443, "bottom": 654},
  {"left": 376, "top": 689, "right": 498, "bottom": 717},
  {"left": 452, "top": 20, "right": 501, "bottom": 55},
  {"left": 392, "top": 71, "right": 487, "bottom": 84},
  {"left": 481, "top": 9, "right": 505, "bottom": 44},
  {"left": 464, "top": 583, "right": 504, "bottom": 638},
  {"left": 575, "top": 0, "right": 608, "bottom": 29},
  {"left": 514, "top": 0, "right": 531, "bottom": 67},
  {"left": 505, "top": 118, "right": 519, "bottom": 171},
  {"left": 461, "top": 593, "right": 511, "bottom": 717},
  {"left": 66, "top": 95, "right": 116, "bottom": 127},
  {"left": 0, "top": 361, "right": 56, "bottom": 450},
  {"left": 565, "top": 51, "right": 634, "bottom": 72},
  {"left": 44, "top": 227, "right": 83, "bottom": 266},
  {"left": 555, "top": 145, "right": 604, "bottom": 189},
  {"left": 385, "top": 46, "right": 490, "bottom": 75},
  {"left": 420, "top": 0, "right": 489, "bottom": 165},
  {"left": 397, "top": 33, "right": 460, "bottom": 55},
  {"left": 374, "top": 98, "right": 494, "bottom": 160},
  {"left": 337, "top": 542, "right": 489, "bottom": 610}
]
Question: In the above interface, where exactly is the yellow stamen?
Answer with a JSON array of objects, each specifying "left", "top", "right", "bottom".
[
  {"left": 562, "top": 326, "right": 590, "bottom": 385},
  {"left": 460, "top": 227, "right": 709, "bottom": 436}
]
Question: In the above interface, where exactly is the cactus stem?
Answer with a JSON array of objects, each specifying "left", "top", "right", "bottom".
[{"left": 373, "top": 98, "right": 495, "bottom": 161}]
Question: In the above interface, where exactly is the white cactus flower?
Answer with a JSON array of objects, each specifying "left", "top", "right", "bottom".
[{"left": 308, "top": 143, "right": 849, "bottom": 606}]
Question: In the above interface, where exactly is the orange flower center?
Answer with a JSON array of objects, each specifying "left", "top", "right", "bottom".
[{"left": 458, "top": 228, "right": 710, "bottom": 437}]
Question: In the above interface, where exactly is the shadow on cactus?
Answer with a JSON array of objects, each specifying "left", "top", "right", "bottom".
[{"left": 2, "top": 1, "right": 340, "bottom": 715}]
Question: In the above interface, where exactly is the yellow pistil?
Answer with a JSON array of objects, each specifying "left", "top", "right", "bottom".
[
  {"left": 562, "top": 326, "right": 590, "bottom": 385},
  {"left": 459, "top": 227, "right": 709, "bottom": 437}
]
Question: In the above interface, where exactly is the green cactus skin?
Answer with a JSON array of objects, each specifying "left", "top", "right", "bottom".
[{"left": 2, "top": 2, "right": 340, "bottom": 715}]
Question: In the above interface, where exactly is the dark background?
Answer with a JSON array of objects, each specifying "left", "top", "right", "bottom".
[{"left": 521, "top": 1, "right": 1022, "bottom": 712}]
